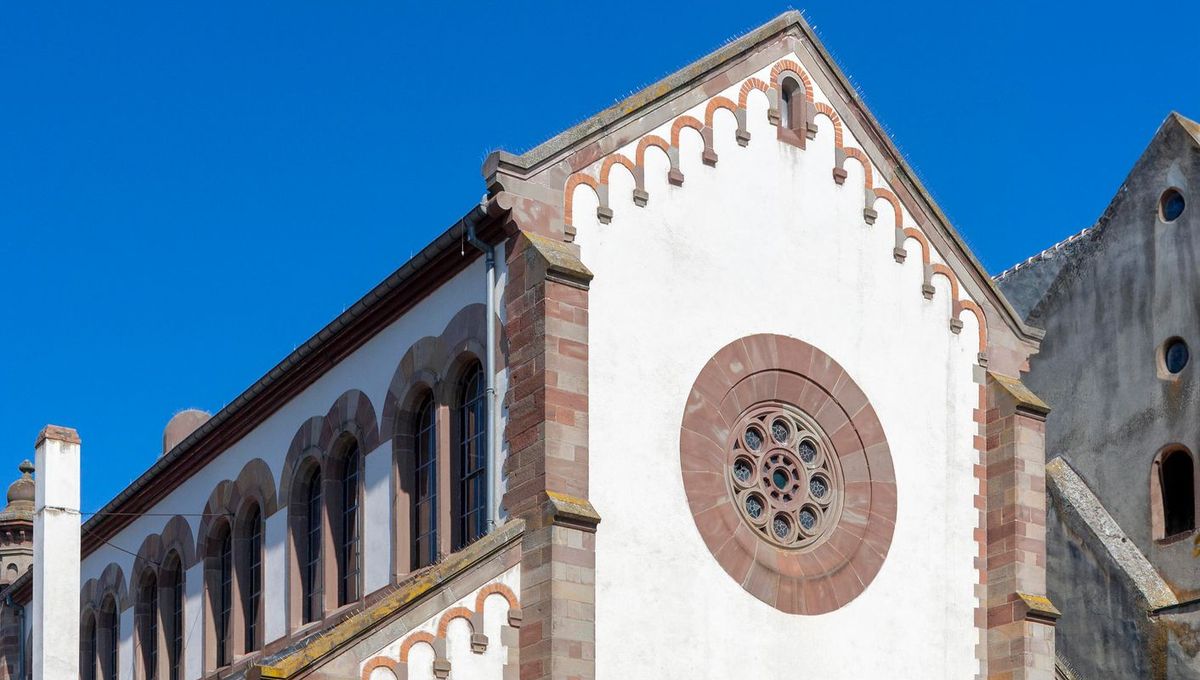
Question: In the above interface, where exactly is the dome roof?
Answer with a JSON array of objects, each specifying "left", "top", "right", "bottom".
[
  {"left": 163, "top": 409, "right": 211, "bottom": 456},
  {"left": 6, "top": 460, "right": 33, "bottom": 505},
  {"left": 0, "top": 461, "right": 34, "bottom": 523}
]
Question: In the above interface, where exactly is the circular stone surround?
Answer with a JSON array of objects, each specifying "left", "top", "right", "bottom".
[{"left": 679, "top": 334, "right": 896, "bottom": 615}]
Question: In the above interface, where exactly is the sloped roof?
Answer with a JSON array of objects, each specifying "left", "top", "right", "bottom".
[{"left": 995, "top": 112, "right": 1200, "bottom": 324}]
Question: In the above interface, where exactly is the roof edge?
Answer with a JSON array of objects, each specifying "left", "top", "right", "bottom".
[
  {"left": 80, "top": 198, "right": 507, "bottom": 555},
  {"left": 483, "top": 10, "right": 806, "bottom": 178},
  {"left": 483, "top": 9, "right": 1043, "bottom": 345}
]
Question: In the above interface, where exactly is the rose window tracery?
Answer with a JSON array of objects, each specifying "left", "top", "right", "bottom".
[
  {"left": 729, "top": 405, "right": 842, "bottom": 550},
  {"left": 679, "top": 334, "right": 897, "bottom": 615}
]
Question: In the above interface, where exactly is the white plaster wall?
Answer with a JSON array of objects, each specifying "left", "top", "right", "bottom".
[
  {"left": 573, "top": 58, "right": 982, "bottom": 679},
  {"left": 183, "top": 563, "right": 203, "bottom": 680},
  {"left": 363, "top": 440, "right": 393, "bottom": 595},
  {"left": 78, "top": 258, "right": 495, "bottom": 677}
]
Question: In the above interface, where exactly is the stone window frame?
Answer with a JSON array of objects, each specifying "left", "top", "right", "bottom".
[
  {"left": 80, "top": 606, "right": 98, "bottom": 680},
  {"left": 202, "top": 517, "right": 234, "bottom": 671},
  {"left": 134, "top": 566, "right": 161, "bottom": 680},
  {"left": 279, "top": 390, "right": 378, "bottom": 634},
  {"left": 383, "top": 303, "right": 491, "bottom": 582},
  {"left": 409, "top": 391, "right": 440, "bottom": 570},
  {"left": 232, "top": 499, "right": 264, "bottom": 654},
  {"left": 680, "top": 334, "right": 896, "bottom": 615},
  {"left": 452, "top": 358, "right": 489, "bottom": 552},
  {"left": 80, "top": 564, "right": 126, "bottom": 680},
  {"left": 159, "top": 550, "right": 185, "bottom": 680},
  {"left": 1151, "top": 445, "right": 1198, "bottom": 543},
  {"left": 288, "top": 460, "right": 325, "bottom": 628},
  {"left": 98, "top": 592, "right": 120, "bottom": 680},
  {"left": 327, "top": 435, "right": 364, "bottom": 608},
  {"left": 194, "top": 460, "right": 278, "bottom": 664}
]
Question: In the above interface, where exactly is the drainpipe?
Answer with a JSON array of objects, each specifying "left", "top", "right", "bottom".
[
  {"left": 4, "top": 596, "right": 24, "bottom": 680},
  {"left": 463, "top": 199, "right": 499, "bottom": 532}
]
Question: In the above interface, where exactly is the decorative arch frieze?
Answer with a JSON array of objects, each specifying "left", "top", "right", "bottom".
[
  {"left": 559, "top": 54, "right": 989, "bottom": 366},
  {"left": 361, "top": 581, "right": 520, "bottom": 680}
]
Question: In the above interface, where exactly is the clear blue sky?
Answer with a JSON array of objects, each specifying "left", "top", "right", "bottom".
[{"left": 3, "top": 1, "right": 1198, "bottom": 513}]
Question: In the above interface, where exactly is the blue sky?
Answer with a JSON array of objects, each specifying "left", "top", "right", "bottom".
[{"left": 3, "top": 1, "right": 1199, "bottom": 512}]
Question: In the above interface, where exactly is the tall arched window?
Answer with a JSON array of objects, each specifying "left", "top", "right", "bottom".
[
  {"left": 81, "top": 610, "right": 97, "bottom": 680},
  {"left": 206, "top": 523, "right": 233, "bottom": 669},
  {"left": 301, "top": 467, "right": 323, "bottom": 623},
  {"left": 780, "top": 77, "right": 803, "bottom": 131},
  {"left": 412, "top": 395, "right": 438, "bottom": 570},
  {"left": 335, "top": 442, "right": 362, "bottom": 606},
  {"left": 160, "top": 552, "right": 184, "bottom": 680},
  {"left": 99, "top": 595, "right": 119, "bottom": 680},
  {"left": 137, "top": 570, "right": 159, "bottom": 680},
  {"left": 237, "top": 503, "right": 264, "bottom": 653},
  {"left": 1162, "top": 450, "right": 1196, "bottom": 537},
  {"left": 454, "top": 362, "right": 488, "bottom": 550}
]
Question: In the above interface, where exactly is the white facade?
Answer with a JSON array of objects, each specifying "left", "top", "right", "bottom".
[{"left": 570, "top": 56, "right": 984, "bottom": 679}]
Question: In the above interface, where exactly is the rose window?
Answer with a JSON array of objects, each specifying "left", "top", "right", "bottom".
[{"left": 728, "top": 404, "right": 843, "bottom": 550}]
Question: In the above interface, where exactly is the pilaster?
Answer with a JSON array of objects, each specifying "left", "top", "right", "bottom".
[
  {"left": 502, "top": 230, "right": 600, "bottom": 680},
  {"left": 984, "top": 374, "right": 1059, "bottom": 680}
]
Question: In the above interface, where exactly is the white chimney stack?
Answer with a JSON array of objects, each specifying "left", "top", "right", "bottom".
[{"left": 32, "top": 425, "right": 81, "bottom": 680}]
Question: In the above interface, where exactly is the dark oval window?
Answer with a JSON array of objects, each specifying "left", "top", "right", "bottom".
[
  {"left": 1165, "top": 338, "right": 1190, "bottom": 374},
  {"left": 1161, "top": 189, "right": 1186, "bottom": 222}
]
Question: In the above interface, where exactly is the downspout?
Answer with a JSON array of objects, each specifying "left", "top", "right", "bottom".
[
  {"left": 4, "top": 596, "right": 24, "bottom": 680},
  {"left": 464, "top": 199, "right": 499, "bottom": 532}
]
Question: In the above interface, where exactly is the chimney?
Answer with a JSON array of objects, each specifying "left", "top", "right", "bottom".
[{"left": 32, "top": 425, "right": 80, "bottom": 680}]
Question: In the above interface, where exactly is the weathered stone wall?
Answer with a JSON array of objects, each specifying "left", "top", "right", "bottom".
[{"left": 1013, "top": 116, "right": 1200, "bottom": 677}]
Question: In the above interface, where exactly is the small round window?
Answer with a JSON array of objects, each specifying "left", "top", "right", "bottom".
[
  {"left": 1161, "top": 189, "right": 1186, "bottom": 222},
  {"left": 1164, "top": 338, "right": 1190, "bottom": 374}
]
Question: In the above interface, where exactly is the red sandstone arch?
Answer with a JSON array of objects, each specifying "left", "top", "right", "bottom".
[
  {"left": 813, "top": 102, "right": 843, "bottom": 148},
  {"left": 398, "top": 631, "right": 436, "bottom": 663},
  {"left": 563, "top": 173, "right": 600, "bottom": 229},
  {"left": 599, "top": 154, "right": 636, "bottom": 185},
  {"left": 474, "top": 582, "right": 519, "bottom": 613},
  {"left": 670, "top": 115, "right": 705, "bottom": 148},
  {"left": 770, "top": 60, "right": 815, "bottom": 103},
  {"left": 842, "top": 147, "right": 874, "bottom": 188},
  {"left": 703, "top": 96, "right": 738, "bottom": 129},
  {"left": 635, "top": 135, "right": 671, "bottom": 167},
  {"left": 737, "top": 77, "right": 770, "bottom": 109}
]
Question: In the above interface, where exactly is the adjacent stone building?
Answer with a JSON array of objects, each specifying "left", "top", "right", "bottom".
[
  {"left": 2, "top": 11, "right": 1059, "bottom": 680},
  {"left": 998, "top": 112, "right": 1200, "bottom": 679}
]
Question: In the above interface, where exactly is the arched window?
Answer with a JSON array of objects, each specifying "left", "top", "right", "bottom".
[
  {"left": 237, "top": 503, "right": 264, "bottom": 653},
  {"left": 137, "top": 571, "right": 159, "bottom": 680},
  {"left": 1162, "top": 450, "right": 1196, "bottom": 537},
  {"left": 412, "top": 395, "right": 438, "bottom": 569},
  {"left": 81, "top": 610, "right": 97, "bottom": 680},
  {"left": 160, "top": 552, "right": 184, "bottom": 680},
  {"left": 301, "top": 467, "right": 323, "bottom": 623},
  {"left": 454, "top": 362, "right": 488, "bottom": 550},
  {"left": 206, "top": 523, "right": 233, "bottom": 668},
  {"left": 99, "top": 595, "right": 119, "bottom": 680},
  {"left": 780, "top": 77, "right": 803, "bottom": 131},
  {"left": 335, "top": 441, "right": 362, "bottom": 606}
]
